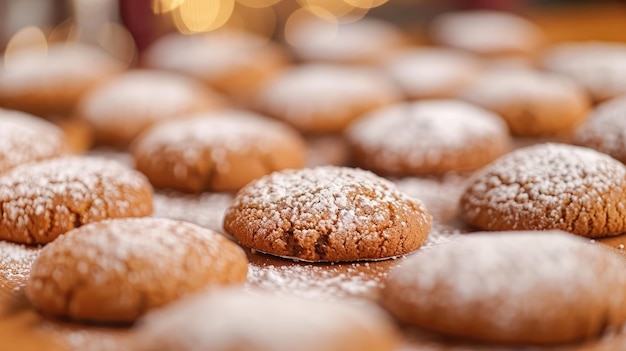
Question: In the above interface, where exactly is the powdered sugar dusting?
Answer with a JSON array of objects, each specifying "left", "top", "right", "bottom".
[
  {"left": 0, "top": 108, "right": 66, "bottom": 173},
  {"left": 394, "top": 174, "right": 470, "bottom": 221},
  {"left": 575, "top": 95, "right": 626, "bottom": 161},
  {"left": 0, "top": 241, "right": 40, "bottom": 288}
]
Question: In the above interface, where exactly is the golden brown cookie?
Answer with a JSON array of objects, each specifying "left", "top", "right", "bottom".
[
  {"left": 0, "top": 108, "right": 68, "bottom": 174},
  {"left": 26, "top": 218, "right": 248, "bottom": 323},
  {"left": 76, "top": 70, "right": 225, "bottom": 147},
  {"left": 542, "top": 41, "right": 626, "bottom": 103},
  {"left": 429, "top": 10, "right": 544, "bottom": 58},
  {"left": 48, "top": 116, "right": 93, "bottom": 154},
  {"left": 223, "top": 166, "right": 432, "bottom": 262},
  {"left": 286, "top": 16, "right": 408, "bottom": 65},
  {"left": 0, "top": 156, "right": 153, "bottom": 244},
  {"left": 132, "top": 110, "right": 306, "bottom": 192},
  {"left": 574, "top": 96, "right": 626, "bottom": 164},
  {"left": 135, "top": 288, "right": 399, "bottom": 351},
  {"left": 0, "top": 43, "right": 125, "bottom": 117},
  {"left": 382, "top": 231, "right": 626, "bottom": 345},
  {"left": 256, "top": 64, "right": 402, "bottom": 134},
  {"left": 346, "top": 100, "right": 511, "bottom": 175},
  {"left": 459, "top": 69, "right": 590, "bottom": 137},
  {"left": 383, "top": 48, "right": 481, "bottom": 100},
  {"left": 142, "top": 30, "right": 289, "bottom": 104},
  {"left": 461, "top": 143, "right": 626, "bottom": 238}
]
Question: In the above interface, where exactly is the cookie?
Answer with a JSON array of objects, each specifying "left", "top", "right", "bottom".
[
  {"left": 461, "top": 143, "right": 626, "bottom": 237},
  {"left": 345, "top": 100, "right": 511, "bottom": 175},
  {"left": 256, "top": 64, "right": 402, "bottom": 134},
  {"left": 223, "top": 166, "right": 432, "bottom": 262},
  {"left": 0, "top": 157, "right": 153, "bottom": 244},
  {"left": 0, "top": 43, "right": 124, "bottom": 117},
  {"left": 26, "top": 218, "right": 247, "bottom": 323},
  {"left": 286, "top": 16, "right": 407, "bottom": 65},
  {"left": 135, "top": 288, "right": 399, "bottom": 351},
  {"left": 142, "top": 30, "right": 289, "bottom": 104},
  {"left": 384, "top": 48, "right": 481, "bottom": 100},
  {"left": 0, "top": 108, "right": 68, "bottom": 174},
  {"left": 132, "top": 110, "right": 306, "bottom": 192},
  {"left": 459, "top": 69, "right": 590, "bottom": 136},
  {"left": 542, "top": 41, "right": 626, "bottom": 103},
  {"left": 574, "top": 96, "right": 626, "bottom": 164},
  {"left": 76, "top": 70, "right": 225, "bottom": 147},
  {"left": 48, "top": 116, "right": 93, "bottom": 154},
  {"left": 429, "top": 10, "right": 544, "bottom": 58},
  {"left": 382, "top": 231, "right": 626, "bottom": 345}
]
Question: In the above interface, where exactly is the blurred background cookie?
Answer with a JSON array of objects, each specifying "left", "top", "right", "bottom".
[{"left": 574, "top": 96, "right": 626, "bottom": 164}]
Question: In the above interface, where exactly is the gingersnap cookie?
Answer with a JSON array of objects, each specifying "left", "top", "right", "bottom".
[
  {"left": 458, "top": 69, "right": 590, "bottom": 136},
  {"left": 461, "top": 143, "right": 626, "bottom": 237},
  {"left": 0, "top": 108, "right": 67, "bottom": 174},
  {"left": 0, "top": 43, "right": 124, "bottom": 117},
  {"left": 286, "top": 16, "right": 408, "bottom": 65},
  {"left": 345, "top": 100, "right": 511, "bottom": 176},
  {"left": 382, "top": 231, "right": 626, "bottom": 345},
  {"left": 76, "top": 70, "right": 225, "bottom": 147},
  {"left": 26, "top": 218, "right": 247, "bottom": 323},
  {"left": 135, "top": 288, "right": 399, "bottom": 351},
  {"left": 256, "top": 64, "right": 402, "bottom": 134},
  {"left": 429, "top": 10, "right": 544, "bottom": 58},
  {"left": 0, "top": 156, "right": 153, "bottom": 244},
  {"left": 542, "top": 42, "right": 626, "bottom": 103},
  {"left": 132, "top": 110, "right": 306, "bottom": 192},
  {"left": 574, "top": 96, "right": 626, "bottom": 164},
  {"left": 384, "top": 48, "right": 481, "bottom": 100},
  {"left": 143, "top": 30, "right": 289, "bottom": 104},
  {"left": 223, "top": 166, "right": 432, "bottom": 262}
]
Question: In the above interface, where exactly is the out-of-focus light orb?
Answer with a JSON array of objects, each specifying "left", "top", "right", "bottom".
[
  {"left": 342, "top": 0, "right": 388, "bottom": 9},
  {"left": 173, "top": 0, "right": 235, "bottom": 34},
  {"left": 235, "top": 0, "right": 281, "bottom": 9},
  {"left": 152, "top": 0, "right": 186, "bottom": 14},
  {"left": 299, "top": 0, "right": 354, "bottom": 20},
  {"left": 285, "top": 7, "right": 338, "bottom": 47},
  {"left": 4, "top": 26, "right": 48, "bottom": 69},
  {"left": 224, "top": 4, "right": 277, "bottom": 40},
  {"left": 97, "top": 22, "right": 136, "bottom": 66},
  {"left": 48, "top": 19, "right": 81, "bottom": 43}
]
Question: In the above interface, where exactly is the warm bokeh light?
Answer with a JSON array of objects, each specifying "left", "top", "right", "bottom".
[
  {"left": 4, "top": 26, "right": 48, "bottom": 69},
  {"left": 299, "top": 0, "right": 354, "bottom": 20},
  {"left": 235, "top": 0, "right": 282, "bottom": 9},
  {"left": 97, "top": 22, "right": 136, "bottom": 66},
  {"left": 151, "top": 0, "right": 186, "bottom": 14},
  {"left": 47, "top": 19, "right": 81, "bottom": 43},
  {"left": 224, "top": 4, "right": 277, "bottom": 39},
  {"left": 342, "top": 0, "right": 388, "bottom": 9},
  {"left": 172, "top": 0, "right": 235, "bottom": 34}
]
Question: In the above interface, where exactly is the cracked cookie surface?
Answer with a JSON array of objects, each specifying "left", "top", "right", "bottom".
[
  {"left": 26, "top": 218, "right": 248, "bottom": 323},
  {"left": 460, "top": 143, "right": 626, "bottom": 237},
  {"left": 382, "top": 231, "right": 626, "bottom": 344},
  {"left": 0, "top": 156, "right": 153, "bottom": 244},
  {"left": 223, "top": 166, "right": 432, "bottom": 262},
  {"left": 132, "top": 110, "right": 307, "bottom": 192}
]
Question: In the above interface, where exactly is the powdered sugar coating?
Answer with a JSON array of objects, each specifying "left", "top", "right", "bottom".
[
  {"left": 461, "top": 143, "right": 626, "bottom": 237},
  {"left": 26, "top": 218, "right": 248, "bottom": 322},
  {"left": 224, "top": 166, "right": 432, "bottom": 261},
  {"left": 575, "top": 96, "right": 626, "bottom": 163},
  {"left": 0, "top": 108, "right": 67, "bottom": 173},
  {"left": 0, "top": 156, "right": 153, "bottom": 244},
  {"left": 258, "top": 64, "right": 402, "bottom": 133},
  {"left": 382, "top": 231, "right": 626, "bottom": 344},
  {"left": 0, "top": 241, "right": 40, "bottom": 288},
  {"left": 430, "top": 10, "right": 543, "bottom": 57},
  {"left": 346, "top": 100, "right": 510, "bottom": 175},
  {"left": 135, "top": 288, "right": 399, "bottom": 351},
  {"left": 542, "top": 41, "right": 626, "bottom": 102},
  {"left": 384, "top": 48, "right": 481, "bottom": 99}
]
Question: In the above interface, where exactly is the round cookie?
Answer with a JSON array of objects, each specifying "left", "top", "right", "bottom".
[
  {"left": 256, "top": 64, "right": 402, "bottom": 134},
  {"left": 286, "top": 17, "right": 407, "bottom": 65},
  {"left": 0, "top": 43, "right": 125, "bottom": 117},
  {"left": 135, "top": 288, "right": 399, "bottom": 351},
  {"left": 458, "top": 69, "right": 590, "bottom": 136},
  {"left": 429, "top": 10, "right": 544, "bottom": 58},
  {"left": 383, "top": 48, "right": 481, "bottom": 100},
  {"left": 26, "top": 218, "right": 248, "bottom": 323},
  {"left": 574, "top": 96, "right": 626, "bottom": 164},
  {"left": 76, "top": 70, "right": 225, "bottom": 147},
  {"left": 542, "top": 41, "right": 626, "bottom": 103},
  {"left": 223, "top": 166, "right": 432, "bottom": 262},
  {"left": 461, "top": 143, "right": 626, "bottom": 238},
  {"left": 142, "top": 30, "right": 289, "bottom": 104},
  {"left": 381, "top": 231, "right": 626, "bottom": 345},
  {"left": 132, "top": 110, "right": 306, "bottom": 192},
  {"left": 345, "top": 100, "right": 511, "bottom": 175},
  {"left": 0, "top": 156, "right": 153, "bottom": 244},
  {"left": 0, "top": 108, "right": 67, "bottom": 174}
]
